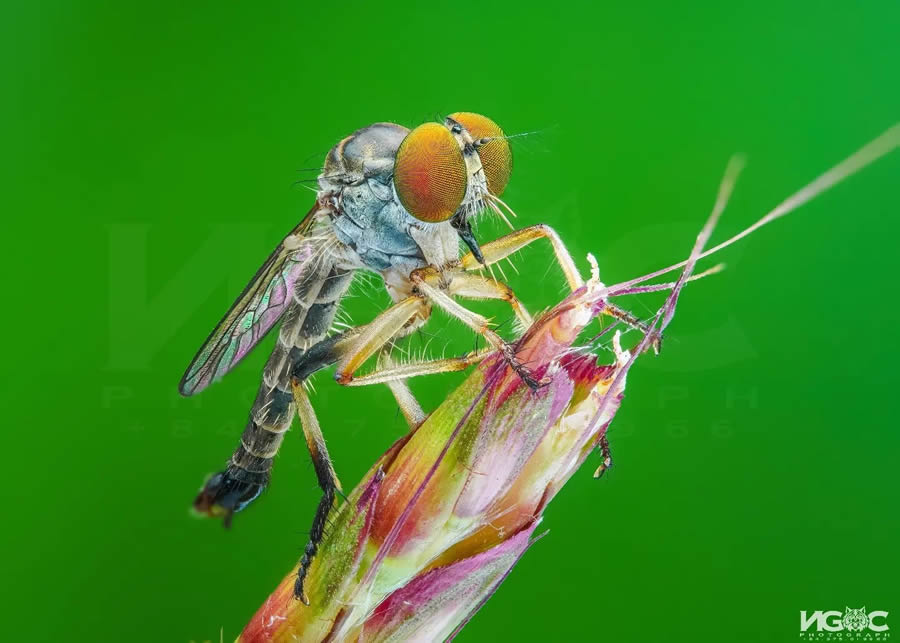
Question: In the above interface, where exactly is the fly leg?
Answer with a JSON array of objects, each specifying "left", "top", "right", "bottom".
[
  {"left": 460, "top": 225, "right": 662, "bottom": 350},
  {"left": 332, "top": 297, "right": 431, "bottom": 385},
  {"left": 296, "top": 296, "right": 439, "bottom": 428},
  {"left": 281, "top": 332, "right": 352, "bottom": 605},
  {"left": 378, "top": 349, "right": 426, "bottom": 429},
  {"left": 441, "top": 271, "right": 533, "bottom": 327},
  {"left": 340, "top": 348, "right": 494, "bottom": 387},
  {"left": 459, "top": 224, "right": 584, "bottom": 292},
  {"left": 340, "top": 272, "right": 532, "bottom": 388},
  {"left": 286, "top": 296, "right": 430, "bottom": 603},
  {"left": 289, "top": 377, "right": 341, "bottom": 606},
  {"left": 411, "top": 268, "right": 548, "bottom": 389},
  {"left": 599, "top": 302, "right": 662, "bottom": 353}
]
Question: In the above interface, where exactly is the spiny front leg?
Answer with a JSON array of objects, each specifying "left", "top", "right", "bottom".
[
  {"left": 332, "top": 296, "right": 431, "bottom": 385},
  {"left": 289, "top": 378, "right": 342, "bottom": 605},
  {"left": 340, "top": 348, "right": 494, "bottom": 387},
  {"left": 459, "top": 224, "right": 584, "bottom": 292},
  {"left": 460, "top": 226, "right": 662, "bottom": 352},
  {"left": 443, "top": 271, "right": 533, "bottom": 328},
  {"left": 318, "top": 275, "right": 530, "bottom": 389},
  {"left": 412, "top": 268, "right": 548, "bottom": 389}
]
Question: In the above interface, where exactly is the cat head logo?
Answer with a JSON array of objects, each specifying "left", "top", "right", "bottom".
[{"left": 842, "top": 607, "right": 870, "bottom": 632}]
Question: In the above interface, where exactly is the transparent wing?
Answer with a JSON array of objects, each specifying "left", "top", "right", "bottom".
[{"left": 179, "top": 207, "right": 322, "bottom": 396}]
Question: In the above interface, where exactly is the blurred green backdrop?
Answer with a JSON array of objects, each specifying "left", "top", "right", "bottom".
[{"left": 3, "top": 1, "right": 898, "bottom": 641}]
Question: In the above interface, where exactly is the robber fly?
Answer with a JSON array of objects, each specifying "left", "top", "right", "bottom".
[{"left": 180, "top": 112, "right": 608, "bottom": 603}]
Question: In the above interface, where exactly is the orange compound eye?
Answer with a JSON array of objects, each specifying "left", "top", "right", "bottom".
[
  {"left": 449, "top": 112, "right": 512, "bottom": 196},
  {"left": 394, "top": 122, "right": 467, "bottom": 223}
]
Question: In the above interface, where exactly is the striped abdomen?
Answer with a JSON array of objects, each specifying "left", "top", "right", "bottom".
[{"left": 193, "top": 264, "right": 354, "bottom": 521}]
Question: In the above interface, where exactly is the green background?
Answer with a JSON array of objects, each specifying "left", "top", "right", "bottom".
[{"left": 4, "top": 1, "right": 898, "bottom": 641}]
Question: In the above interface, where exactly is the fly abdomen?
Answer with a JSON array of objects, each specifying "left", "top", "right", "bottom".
[
  {"left": 233, "top": 386, "right": 295, "bottom": 468},
  {"left": 193, "top": 266, "right": 354, "bottom": 525},
  {"left": 193, "top": 344, "right": 299, "bottom": 524}
]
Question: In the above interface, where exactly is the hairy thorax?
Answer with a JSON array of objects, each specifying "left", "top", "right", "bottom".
[{"left": 315, "top": 122, "right": 461, "bottom": 302}]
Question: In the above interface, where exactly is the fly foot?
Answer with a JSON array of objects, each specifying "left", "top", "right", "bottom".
[{"left": 499, "top": 342, "right": 550, "bottom": 390}]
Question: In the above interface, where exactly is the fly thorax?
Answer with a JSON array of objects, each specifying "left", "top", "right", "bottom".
[
  {"left": 316, "top": 122, "right": 428, "bottom": 274},
  {"left": 329, "top": 179, "right": 426, "bottom": 271}
]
